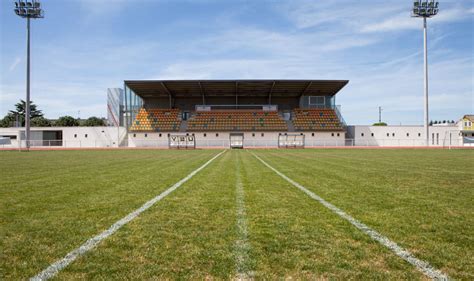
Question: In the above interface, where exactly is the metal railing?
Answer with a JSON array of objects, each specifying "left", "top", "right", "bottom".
[{"left": 0, "top": 138, "right": 466, "bottom": 149}]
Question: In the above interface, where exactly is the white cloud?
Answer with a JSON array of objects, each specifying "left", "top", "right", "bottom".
[
  {"left": 361, "top": 7, "right": 473, "bottom": 33},
  {"left": 8, "top": 57, "right": 21, "bottom": 72}
]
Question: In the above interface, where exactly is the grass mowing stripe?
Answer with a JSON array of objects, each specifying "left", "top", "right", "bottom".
[
  {"left": 30, "top": 150, "right": 226, "bottom": 281},
  {"left": 251, "top": 152, "right": 449, "bottom": 281},
  {"left": 234, "top": 152, "right": 252, "bottom": 279}
]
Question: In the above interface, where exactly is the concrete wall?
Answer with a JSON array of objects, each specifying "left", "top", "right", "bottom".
[
  {"left": 347, "top": 125, "right": 462, "bottom": 146},
  {"left": 128, "top": 131, "right": 346, "bottom": 148},
  {"left": 0, "top": 127, "right": 127, "bottom": 148}
]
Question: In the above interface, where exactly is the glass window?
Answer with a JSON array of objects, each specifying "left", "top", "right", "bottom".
[{"left": 309, "top": 96, "right": 325, "bottom": 105}]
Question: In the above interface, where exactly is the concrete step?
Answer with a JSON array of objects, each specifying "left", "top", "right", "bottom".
[{"left": 179, "top": 120, "right": 188, "bottom": 132}]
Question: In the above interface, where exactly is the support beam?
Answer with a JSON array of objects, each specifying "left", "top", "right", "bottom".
[
  {"left": 299, "top": 81, "right": 313, "bottom": 97},
  {"left": 268, "top": 81, "right": 275, "bottom": 104},
  {"left": 235, "top": 81, "right": 239, "bottom": 109},
  {"left": 161, "top": 82, "right": 174, "bottom": 109},
  {"left": 198, "top": 81, "right": 206, "bottom": 104}
]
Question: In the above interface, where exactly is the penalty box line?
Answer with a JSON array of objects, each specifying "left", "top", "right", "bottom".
[
  {"left": 251, "top": 152, "right": 449, "bottom": 281},
  {"left": 31, "top": 150, "right": 226, "bottom": 281}
]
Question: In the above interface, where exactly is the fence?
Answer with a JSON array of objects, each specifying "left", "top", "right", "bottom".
[
  {"left": 0, "top": 138, "right": 466, "bottom": 149},
  {"left": 0, "top": 140, "right": 119, "bottom": 149}
]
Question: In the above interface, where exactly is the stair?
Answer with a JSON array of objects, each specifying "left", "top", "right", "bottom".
[
  {"left": 179, "top": 120, "right": 188, "bottom": 132},
  {"left": 286, "top": 120, "right": 295, "bottom": 132}
]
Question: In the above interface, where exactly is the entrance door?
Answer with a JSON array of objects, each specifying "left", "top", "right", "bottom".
[{"left": 230, "top": 134, "right": 244, "bottom": 149}]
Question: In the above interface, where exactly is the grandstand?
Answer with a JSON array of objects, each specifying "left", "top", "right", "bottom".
[{"left": 125, "top": 80, "right": 348, "bottom": 148}]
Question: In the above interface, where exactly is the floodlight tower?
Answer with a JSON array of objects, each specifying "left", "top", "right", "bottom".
[
  {"left": 412, "top": 0, "right": 439, "bottom": 146},
  {"left": 13, "top": 0, "right": 44, "bottom": 150}
]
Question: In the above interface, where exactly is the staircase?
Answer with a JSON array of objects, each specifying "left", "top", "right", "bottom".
[
  {"left": 179, "top": 120, "right": 188, "bottom": 132},
  {"left": 286, "top": 120, "right": 295, "bottom": 132}
]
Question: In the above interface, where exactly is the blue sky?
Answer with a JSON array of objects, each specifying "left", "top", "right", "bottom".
[{"left": 0, "top": 0, "right": 472, "bottom": 125}]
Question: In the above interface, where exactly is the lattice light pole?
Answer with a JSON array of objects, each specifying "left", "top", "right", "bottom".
[
  {"left": 14, "top": 0, "right": 44, "bottom": 150},
  {"left": 412, "top": 0, "right": 439, "bottom": 146}
]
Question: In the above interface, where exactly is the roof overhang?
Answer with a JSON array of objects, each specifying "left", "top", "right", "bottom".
[{"left": 124, "top": 79, "right": 349, "bottom": 99}]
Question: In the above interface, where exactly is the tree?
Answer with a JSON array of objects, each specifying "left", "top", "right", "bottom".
[
  {"left": 0, "top": 114, "right": 16, "bottom": 128},
  {"left": 372, "top": 122, "right": 387, "bottom": 126},
  {"left": 8, "top": 100, "right": 43, "bottom": 126},
  {"left": 31, "top": 116, "right": 52, "bottom": 127},
  {"left": 54, "top": 116, "right": 79, "bottom": 127},
  {"left": 82, "top": 116, "right": 105, "bottom": 126}
]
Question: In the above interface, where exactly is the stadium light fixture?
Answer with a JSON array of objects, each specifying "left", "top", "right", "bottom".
[
  {"left": 13, "top": 0, "right": 44, "bottom": 150},
  {"left": 412, "top": 0, "right": 439, "bottom": 146}
]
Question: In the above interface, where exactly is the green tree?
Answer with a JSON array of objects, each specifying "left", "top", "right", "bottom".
[
  {"left": 0, "top": 115, "right": 16, "bottom": 127},
  {"left": 8, "top": 100, "right": 43, "bottom": 126},
  {"left": 82, "top": 116, "right": 105, "bottom": 126},
  {"left": 372, "top": 122, "right": 387, "bottom": 126},
  {"left": 31, "top": 116, "right": 52, "bottom": 127},
  {"left": 54, "top": 116, "right": 79, "bottom": 127}
]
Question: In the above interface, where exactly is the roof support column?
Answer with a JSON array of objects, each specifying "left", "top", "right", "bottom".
[
  {"left": 235, "top": 82, "right": 238, "bottom": 109},
  {"left": 268, "top": 81, "right": 275, "bottom": 105},
  {"left": 198, "top": 82, "right": 205, "bottom": 105}
]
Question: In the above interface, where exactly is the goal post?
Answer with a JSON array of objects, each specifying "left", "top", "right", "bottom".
[
  {"left": 169, "top": 134, "right": 196, "bottom": 149},
  {"left": 278, "top": 134, "right": 305, "bottom": 148}
]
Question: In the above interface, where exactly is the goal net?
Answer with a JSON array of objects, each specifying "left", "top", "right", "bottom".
[{"left": 278, "top": 134, "right": 305, "bottom": 148}]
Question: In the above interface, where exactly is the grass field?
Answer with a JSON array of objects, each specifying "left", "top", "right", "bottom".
[{"left": 1, "top": 149, "right": 472, "bottom": 280}]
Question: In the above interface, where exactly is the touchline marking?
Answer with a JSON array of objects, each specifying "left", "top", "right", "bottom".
[
  {"left": 30, "top": 150, "right": 226, "bottom": 281},
  {"left": 251, "top": 152, "right": 449, "bottom": 281},
  {"left": 234, "top": 156, "right": 252, "bottom": 280}
]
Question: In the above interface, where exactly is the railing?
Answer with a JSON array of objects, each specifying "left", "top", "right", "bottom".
[
  {"left": 335, "top": 105, "right": 347, "bottom": 128},
  {"left": 0, "top": 138, "right": 466, "bottom": 149}
]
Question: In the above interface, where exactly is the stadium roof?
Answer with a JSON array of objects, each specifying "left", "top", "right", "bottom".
[{"left": 124, "top": 80, "right": 348, "bottom": 98}]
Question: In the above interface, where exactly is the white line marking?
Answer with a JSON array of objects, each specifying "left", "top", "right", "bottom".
[
  {"left": 234, "top": 156, "right": 252, "bottom": 280},
  {"left": 251, "top": 152, "right": 449, "bottom": 281},
  {"left": 31, "top": 150, "right": 226, "bottom": 281}
]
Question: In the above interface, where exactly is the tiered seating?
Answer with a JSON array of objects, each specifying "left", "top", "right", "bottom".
[
  {"left": 292, "top": 108, "right": 344, "bottom": 131},
  {"left": 188, "top": 110, "right": 287, "bottom": 131},
  {"left": 130, "top": 108, "right": 181, "bottom": 131}
]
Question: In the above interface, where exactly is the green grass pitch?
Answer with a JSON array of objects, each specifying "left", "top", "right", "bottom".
[{"left": 1, "top": 149, "right": 472, "bottom": 280}]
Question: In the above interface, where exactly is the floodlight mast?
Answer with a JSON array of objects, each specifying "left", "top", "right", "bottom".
[
  {"left": 13, "top": 0, "right": 44, "bottom": 150},
  {"left": 412, "top": 0, "right": 439, "bottom": 146}
]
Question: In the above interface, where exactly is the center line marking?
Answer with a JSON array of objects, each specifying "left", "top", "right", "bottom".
[
  {"left": 251, "top": 152, "right": 449, "bottom": 281},
  {"left": 234, "top": 153, "right": 252, "bottom": 280},
  {"left": 31, "top": 150, "right": 226, "bottom": 281}
]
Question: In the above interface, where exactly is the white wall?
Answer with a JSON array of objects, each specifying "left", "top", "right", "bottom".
[
  {"left": 128, "top": 131, "right": 346, "bottom": 148},
  {"left": 62, "top": 127, "right": 127, "bottom": 147},
  {"left": 0, "top": 127, "right": 127, "bottom": 148},
  {"left": 348, "top": 125, "right": 462, "bottom": 147}
]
